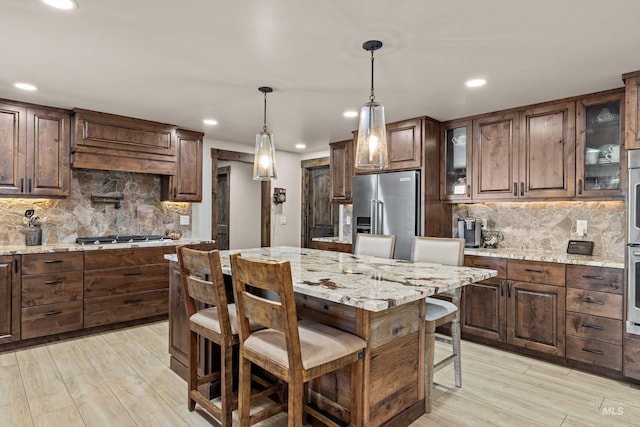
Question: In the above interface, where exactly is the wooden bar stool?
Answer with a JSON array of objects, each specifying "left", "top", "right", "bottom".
[
  {"left": 411, "top": 236, "right": 465, "bottom": 413},
  {"left": 354, "top": 233, "right": 396, "bottom": 258},
  {"left": 230, "top": 253, "right": 367, "bottom": 427},
  {"left": 177, "top": 245, "right": 276, "bottom": 426}
]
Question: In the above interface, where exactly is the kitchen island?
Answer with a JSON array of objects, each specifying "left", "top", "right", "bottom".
[{"left": 166, "top": 246, "right": 496, "bottom": 426}]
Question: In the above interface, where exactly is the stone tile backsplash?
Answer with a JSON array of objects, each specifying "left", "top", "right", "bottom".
[
  {"left": 453, "top": 201, "right": 624, "bottom": 258},
  {"left": 0, "top": 170, "right": 191, "bottom": 246}
]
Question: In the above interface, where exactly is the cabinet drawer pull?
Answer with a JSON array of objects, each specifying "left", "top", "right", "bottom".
[
  {"left": 45, "top": 279, "right": 64, "bottom": 285},
  {"left": 582, "top": 275, "right": 604, "bottom": 280},
  {"left": 525, "top": 268, "right": 545, "bottom": 273},
  {"left": 44, "top": 260, "right": 64, "bottom": 264},
  {"left": 44, "top": 310, "right": 62, "bottom": 316},
  {"left": 580, "top": 298, "right": 604, "bottom": 305},
  {"left": 582, "top": 348, "right": 604, "bottom": 356},
  {"left": 123, "top": 272, "right": 143, "bottom": 276},
  {"left": 581, "top": 323, "right": 604, "bottom": 330},
  {"left": 474, "top": 264, "right": 491, "bottom": 268},
  {"left": 124, "top": 298, "right": 143, "bottom": 304}
]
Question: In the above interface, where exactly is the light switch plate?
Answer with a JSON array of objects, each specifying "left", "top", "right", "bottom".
[
  {"left": 180, "top": 215, "right": 190, "bottom": 225},
  {"left": 576, "top": 220, "right": 587, "bottom": 237},
  {"left": 280, "top": 216, "right": 287, "bottom": 225}
]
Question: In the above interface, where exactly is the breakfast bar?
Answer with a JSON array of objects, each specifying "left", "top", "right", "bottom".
[{"left": 167, "top": 246, "right": 497, "bottom": 426}]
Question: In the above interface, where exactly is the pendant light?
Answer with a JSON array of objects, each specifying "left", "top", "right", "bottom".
[
  {"left": 253, "top": 86, "right": 277, "bottom": 181},
  {"left": 355, "top": 40, "right": 388, "bottom": 169}
]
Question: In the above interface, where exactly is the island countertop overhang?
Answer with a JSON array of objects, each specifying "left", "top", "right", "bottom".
[{"left": 165, "top": 246, "right": 497, "bottom": 312}]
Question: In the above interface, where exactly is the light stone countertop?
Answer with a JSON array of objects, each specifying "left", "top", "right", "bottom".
[
  {"left": 0, "top": 239, "right": 211, "bottom": 256},
  {"left": 464, "top": 247, "right": 624, "bottom": 269},
  {"left": 311, "top": 236, "right": 353, "bottom": 244},
  {"left": 166, "top": 246, "right": 496, "bottom": 312}
]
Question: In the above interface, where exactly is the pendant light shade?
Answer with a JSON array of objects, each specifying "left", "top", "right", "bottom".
[
  {"left": 253, "top": 86, "right": 277, "bottom": 181},
  {"left": 355, "top": 40, "right": 388, "bottom": 169}
]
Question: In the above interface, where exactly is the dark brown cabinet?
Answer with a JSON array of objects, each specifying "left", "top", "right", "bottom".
[
  {"left": 462, "top": 256, "right": 566, "bottom": 357},
  {"left": 519, "top": 101, "right": 575, "bottom": 199},
  {"left": 385, "top": 118, "right": 422, "bottom": 170},
  {"left": 0, "top": 256, "right": 19, "bottom": 344},
  {"left": 0, "top": 101, "right": 70, "bottom": 198},
  {"left": 329, "top": 139, "right": 353, "bottom": 203},
  {"left": 312, "top": 240, "right": 352, "bottom": 253},
  {"left": 83, "top": 247, "right": 173, "bottom": 327},
  {"left": 20, "top": 252, "right": 83, "bottom": 340},
  {"left": 623, "top": 70, "right": 640, "bottom": 150},
  {"left": 565, "top": 265, "right": 623, "bottom": 371},
  {"left": 576, "top": 90, "right": 624, "bottom": 198},
  {"left": 161, "top": 129, "right": 204, "bottom": 202},
  {"left": 472, "top": 111, "right": 520, "bottom": 200},
  {"left": 441, "top": 119, "right": 472, "bottom": 201}
]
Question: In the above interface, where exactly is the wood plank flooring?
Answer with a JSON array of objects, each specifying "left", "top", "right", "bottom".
[{"left": 1, "top": 321, "right": 639, "bottom": 426}]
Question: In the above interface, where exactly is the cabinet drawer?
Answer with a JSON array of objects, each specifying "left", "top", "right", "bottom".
[
  {"left": 566, "top": 335, "right": 622, "bottom": 371},
  {"left": 464, "top": 256, "right": 507, "bottom": 278},
  {"left": 566, "top": 312, "right": 622, "bottom": 345},
  {"left": 22, "top": 271, "right": 83, "bottom": 307},
  {"left": 565, "top": 265, "right": 623, "bottom": 294},
  {"left": 84, "top": 264, "right": 169, "bottom": 298},
  {"left": 313, "top": 241, "right": 353, "bottom": 253},
  {"left": 21, "top": 301, "right": 83, "bottom": 339},
  {"left": 507, "top": 260, "right": 565, "bottom": 286},
  {"left": 22, "top": 252, "right": 83, "bottom": 275},
  {"left": 84, "top": 246, "right": 175, "bottom": 270},
  {"left": 567, "top": 288, "right": 622, "bottom": 320},
  {"left": 84, "top": 289, "right": 169, "bottom": 327}
]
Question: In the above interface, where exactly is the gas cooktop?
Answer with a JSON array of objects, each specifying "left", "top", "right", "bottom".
[{"left": 75, "top": 235, "right": 167, "bottom": 244}]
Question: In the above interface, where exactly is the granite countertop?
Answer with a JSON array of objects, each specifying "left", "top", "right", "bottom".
[
  {"left": 0, "top": 239, "right": 212, "bottom": 255},
  {"left": 464, "top": 247, "right": 624, "bottom": 269},
  {"left": 167, "top": 246, "right": 496, "bottom": 312},
  {"left": 311, "top": 236, "right": 353, "bottom": 244}
]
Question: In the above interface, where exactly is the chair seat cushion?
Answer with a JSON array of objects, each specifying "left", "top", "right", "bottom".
[
  {"left": 425, "top": 297, "right": 457, "bottom": 322},
  {"left": 244, "top": 319, "right": 366, "bottom": 370},
  {"left": 191, "top": 303, "right": 260, "bottom": 336}
]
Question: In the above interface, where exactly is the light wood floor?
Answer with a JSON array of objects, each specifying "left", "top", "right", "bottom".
[{"left": 1, "top": 321, "right": 640, "bottom": 426}]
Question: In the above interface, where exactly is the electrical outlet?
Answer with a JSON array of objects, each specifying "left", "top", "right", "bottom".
[
  {"left": 180, "top": 215, "right": 190, "bottom": 225},
  {"left": 345, "top": 215, "right": 351, "bottom": 225},
  {"left": 280, "top": 216, "right": 287, "bottom": 225},
  {"left": 576, "top": 220, "right": 587, "bottom": 237}
]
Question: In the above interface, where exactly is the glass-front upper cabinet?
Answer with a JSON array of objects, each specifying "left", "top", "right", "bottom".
[
  {"left": 441, "top": 119, "right": 472, "bottom": 201},
  {"left": 576, "top": 90, "right": 625, "bottom": 198}
]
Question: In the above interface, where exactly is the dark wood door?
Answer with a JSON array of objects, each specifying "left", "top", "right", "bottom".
[
  {"left": 216, "top": 166, "right": 230, "bottom": 250},
  {"left": 173, "top": 129, "right": 203, "bottom": 202},
  {"left": 472, "top": 112, "right": 519, "bottom": 200},
  {"left": 0, "top": 103, "right": 26, "bottom": 196},
  {"left": 507, "top": 281, "right": 565, "bottom": 356},
  {"left": 0, "top": 256, "right": 19, "bottom": 344},
  {"left": 461, "top": 278, "right": 506, "bottom": 342},
  {"left": 386, "top": 118, "right": 422, "bottom": 170},
  {"left": 519, "top": 101, "right": 575, "bottom": 198},
  {"left": 304, "top": 165, "right": 334, "bottom": 248}
]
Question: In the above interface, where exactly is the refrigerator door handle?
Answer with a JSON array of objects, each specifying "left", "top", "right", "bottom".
[
  {"left": 370, "top": 199, "right": 377, "bottom": 234},
  {"left": 378, "top": 200, "right": 384, "bottom": 234}
]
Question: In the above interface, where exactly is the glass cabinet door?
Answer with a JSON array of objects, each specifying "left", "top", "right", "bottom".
[
  {"left": 576, "top": 91, "right": 624, "bottom": 197},
  {"left": 441, "top": 120, "right": 471, "bottom": 200}
]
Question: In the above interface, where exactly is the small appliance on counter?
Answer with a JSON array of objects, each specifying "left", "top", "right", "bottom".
[{"left": 457, "top": 218, "right": 482, "bottom": 248}]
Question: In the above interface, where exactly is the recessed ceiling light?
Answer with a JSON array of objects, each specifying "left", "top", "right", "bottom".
[
  {"left": 295, "top": 143, "right": 306, "bottom": 150},
  {"left": 465, "top": 78, "right": 487, "bottom": 88},
  {"left": 14, "top": 82, "right": 38, "bottom": 91},
  {"left": 343, "top": 111, "right": 358, "bottom": 118},
  {"left": 203, "top": 119, "right": 218, "bottom": 126},
  {"left": 41, "top": 0, "right": 79, "bottom": 10}
]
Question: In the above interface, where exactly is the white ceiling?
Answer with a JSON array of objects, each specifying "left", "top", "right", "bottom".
[{"left": 2, "top": 0, "right": 640, "bottom": 154}]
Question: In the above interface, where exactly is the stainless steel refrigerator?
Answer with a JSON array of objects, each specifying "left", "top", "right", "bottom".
[{"left": 352, "top": 170, "right": 421, "bottom": 260}]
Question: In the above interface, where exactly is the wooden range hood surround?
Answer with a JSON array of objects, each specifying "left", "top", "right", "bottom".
[{"left": 70, "top": 108, "right": 177, "bottom": 175}]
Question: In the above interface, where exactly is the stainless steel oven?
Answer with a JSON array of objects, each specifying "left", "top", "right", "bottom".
[{"left": 627, "top": 150, "right": 640, "bottom": 333}]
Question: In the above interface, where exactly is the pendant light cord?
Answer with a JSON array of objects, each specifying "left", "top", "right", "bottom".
[
  {"left": 263, "top": 91, "right": 268, "bottom": 132},
  {"left": 369, "top": 49, "right": 376, "bottom": 102}
]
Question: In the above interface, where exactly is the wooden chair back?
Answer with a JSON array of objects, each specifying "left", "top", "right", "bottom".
[
  {"left": 177, "top": 244, "right": 233, "bottom": 337},
  {"left": 230, "top": 253, "right": 301, "bottom": 369},
  {"left": 354, "top": 233, "right": 397, "bottom": 258},
  {"left": 411, "top": 237, "right": 464, "bottom": 266}
]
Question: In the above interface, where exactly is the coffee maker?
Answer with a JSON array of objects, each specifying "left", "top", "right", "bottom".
[{"left": 457, "top": 218, "right": 482, "bottom": 248}]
